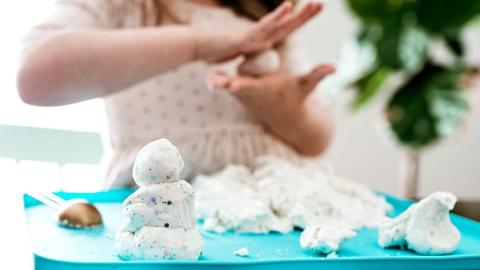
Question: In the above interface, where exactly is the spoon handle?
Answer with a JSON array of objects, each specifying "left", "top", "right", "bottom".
[
  {"left": 43, "top": 192, "right": 67, "bottom": 205},
  {"left": 27, "top": 193, "right": 60, "bottom": 210}
]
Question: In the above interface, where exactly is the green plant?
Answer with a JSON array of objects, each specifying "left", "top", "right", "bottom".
[{"left": 345, "top": 0, "right": 480, "bottom": 149}]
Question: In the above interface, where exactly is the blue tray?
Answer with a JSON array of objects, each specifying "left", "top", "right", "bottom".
[{"left": 24, "top": 189, "right": 480, "bottom": 270}]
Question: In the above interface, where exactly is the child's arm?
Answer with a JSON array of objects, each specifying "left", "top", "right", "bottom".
[
  {"left": 208, "top": 64, "right": 335, "bottom": 156},
  {"left": 17, "top": 1, "right": 321, "bottom": 106}
]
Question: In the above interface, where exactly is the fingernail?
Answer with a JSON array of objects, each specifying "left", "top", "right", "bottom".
[
  {"left": 324, "top": 68, "right": 335, "bottom": 74},
  {"left": 283, "top": 1, "right": 293, "bottom": 9},
  {"left": 309, "top": 1, "right": 324, "bottom": 11},
  {"left": 319, "top": 65, "right": 336, "bottom": 74}
]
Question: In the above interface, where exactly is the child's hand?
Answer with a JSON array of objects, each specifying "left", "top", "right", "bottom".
[
  {"left": 207, "top": 64, "right": 335, "bottom": 155},
  {"left": 196, "top": 1, "right": 323, "bottom": 63},
  {"left": 207, "top": 64, "right": 334, "bottom": 110}
]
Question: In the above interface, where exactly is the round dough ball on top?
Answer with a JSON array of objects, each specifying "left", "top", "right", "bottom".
[{"left": 133, "top": 138, "right": 184, "bottom": 186}]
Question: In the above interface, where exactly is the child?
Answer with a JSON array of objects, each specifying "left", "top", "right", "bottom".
[{"left": 17, "top": 0, "right": 334, "bottom": 187}]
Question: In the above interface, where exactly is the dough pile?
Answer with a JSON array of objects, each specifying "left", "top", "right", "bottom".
[
  {"left": 194, "top": 156, "right": 392, "bottom": 234},
  {"left": 378, "top": 191, "right": 461, "bottom": 255},
  {"left": 115, "top": 139, "right": 203, "bottom": 260},
  {"left": 300, "top": 225, "right": 357, "bottom": 254}
]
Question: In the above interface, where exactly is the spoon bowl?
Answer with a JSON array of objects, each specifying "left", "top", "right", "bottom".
[
  {"left": 58, "top": 199, "right": 103, "bottom": 228},
  {"left": 28, "top": 193, "right": 103, "bottom": 229}
]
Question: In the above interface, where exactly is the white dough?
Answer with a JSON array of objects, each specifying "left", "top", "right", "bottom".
[
  {"left": 378, "top": 192, "right": 461, "bottom": 255},
  {"left": 300, "top": 225, "right": 357, "bottom": 254},
  {"left": 233, "top": 247, "right": 249, "bottom": 257},
  {"left": 115, "top": 229, "right": 142, "bottom": 260},
  {"left": 116, "top": 138, "right": 203, "bottom": 261},
  {"left": 132, "top": 138, "right": 184, "bottom": 185},
  {"left": 116, "top": 227, "right": 203, "bottom": 260},
  {"left": 238, "top": 49, "right": 281, "bottom": 76},
  {"left": 194, "top": 156, "right": 391, "bottom": 234},
  {"left": 122, "top": 181, "right": 197, "bottom": 231},
  {"left": 195, "top": 165, "right": 285, "bottom": 234}
]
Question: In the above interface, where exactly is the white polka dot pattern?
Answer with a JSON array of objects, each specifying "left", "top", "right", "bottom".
[{"left": 95, "top": 0, "right": 305, "bottom": 187}]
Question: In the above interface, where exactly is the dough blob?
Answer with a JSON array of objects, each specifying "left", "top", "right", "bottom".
[
  {"left": 238, "top": 49, "right": 281, "bottom": 76},
  {"left": 378, "top": 191, "right": 461, "bottom": 255},
  {"left": 300, "top": 225, "right": 357, "bottom": 254}
]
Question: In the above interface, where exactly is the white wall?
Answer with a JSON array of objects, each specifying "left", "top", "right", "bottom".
[{"left": 299, "top": 0, "right": 480, "bottom": 200}]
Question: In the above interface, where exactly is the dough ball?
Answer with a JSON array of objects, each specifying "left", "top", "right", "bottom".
[
  {"left": 133, "top": 138, "right": 184, "bottom": 186},
  {"left": 238, "top": 49, "right": 281, "bottom": 76},
  {"left": 127, "top": 183, "right": 197, "bottom": 230}
]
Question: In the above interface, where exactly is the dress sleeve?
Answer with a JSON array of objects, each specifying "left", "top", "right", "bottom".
[{"left": 20, "top": 0, "right": 153, "bottom": 54}]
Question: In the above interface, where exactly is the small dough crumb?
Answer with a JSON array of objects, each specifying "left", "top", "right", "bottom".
[
  {"left": 300, "top": 225, "right": 356, "bottom": 254},
  {"left": 326, "top": 252, "right": 338, "bottom": 258},
  {"left": 233, "top": 247, "right": 249, "bottom": 257}
]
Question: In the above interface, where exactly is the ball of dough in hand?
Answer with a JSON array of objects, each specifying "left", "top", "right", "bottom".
[{"left": 238, "top": 49, "right": 281, "bottom": 76}]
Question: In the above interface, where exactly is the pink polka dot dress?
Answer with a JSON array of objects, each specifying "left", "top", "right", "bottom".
[{"left": 23, "top": 0, "right": 309, "bottom": 187}]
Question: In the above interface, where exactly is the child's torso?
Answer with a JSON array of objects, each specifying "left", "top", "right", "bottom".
[{"left": 102, "top": 0, "right": 302, "bottom": 187}]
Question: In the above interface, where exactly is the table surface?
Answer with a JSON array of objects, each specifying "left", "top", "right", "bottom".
[{"left": 22, "top": 190, "right": 480, "bottom": 270}]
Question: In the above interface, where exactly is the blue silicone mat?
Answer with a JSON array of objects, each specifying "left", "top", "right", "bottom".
[{"left": 24, "top": 189, "right": 480, "bottom": 270}]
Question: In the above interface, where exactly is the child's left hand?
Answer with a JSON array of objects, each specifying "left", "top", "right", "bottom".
[
  {"left": 207, "top": 64, "right": 335, "bottom": 155},
  {"left": 207, "top": 64, "right": 334, "bottom": 113}
]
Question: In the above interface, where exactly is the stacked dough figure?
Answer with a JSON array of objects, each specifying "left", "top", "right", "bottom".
[{"left": 115, "top": 139, "right": 203, "bottom": 260}]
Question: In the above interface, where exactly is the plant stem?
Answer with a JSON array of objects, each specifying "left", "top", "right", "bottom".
[{"left": 398, "top": 150, "right": 420, "bottom": 199}]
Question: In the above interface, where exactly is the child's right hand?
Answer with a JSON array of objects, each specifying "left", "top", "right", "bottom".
[{"left": 195, "top": 1, "right": 323, "bottom": 63}]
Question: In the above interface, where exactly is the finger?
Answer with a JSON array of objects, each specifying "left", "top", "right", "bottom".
[
  {"left": 227, "top": 76, "right": 262, "bottom": 94},
  {"left": 207, "top": 72, "right": 231, "bottom": 91},
  {"left": 269, "top": 2, "right": 323, "bottom": 41},
  {"left": 207, "top": 72, "right": 261, "bottom": 94},
  {"left": 258, "top": 1, "right": 293, "bottom": 27},
  {"left": 274, "top": 2, "right": 323, "bottom": 38},
  {"left": 298, "top": 64, "right": 335, "bottom": 95}
]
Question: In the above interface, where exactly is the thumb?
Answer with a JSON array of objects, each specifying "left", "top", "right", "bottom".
[{"left": 298, "top": 64, "right": 335, "bottom": 95}]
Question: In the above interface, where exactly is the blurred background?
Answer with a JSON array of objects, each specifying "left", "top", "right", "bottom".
[
  {"left": 1, "top": 0, "right": 478, "bottom": 197},
  {"left": 0, "top": 0, "right": 479, "bottom": 267}
]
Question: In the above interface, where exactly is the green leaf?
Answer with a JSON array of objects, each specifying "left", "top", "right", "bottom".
[
  {"left": 430, "top": 86, "right": 468, "bottom": 137},
  {"left": 374, "top": 18, "right": 403, "bottom": 69},
  {"left": 346, "top": 0, "right": 391, "bottom": 22},
  {"left": 399, "top": 24, "right": 429, "bottom": 72},
  {"left": 444, "top": 32, "right": 464, "bottom": 57},
  {"left": 351, "top": 67, "right": 391, "bottom": 111},
  {"left": 386, "top": 63, "right": 468, "bottom": 149},
  {"left": 375, "top": 18, "right": 429, "bottom": 71},
  {"left": 416, "top": 0, "right": 480, "bottom": 34}
]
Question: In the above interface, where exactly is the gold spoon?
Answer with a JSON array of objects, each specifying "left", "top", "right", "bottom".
[{"left": 28, "top": 192, "right": 103, "bottom": 228}]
